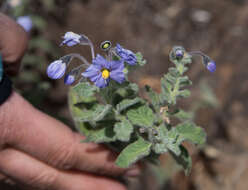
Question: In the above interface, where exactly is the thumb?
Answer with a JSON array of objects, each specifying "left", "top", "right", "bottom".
[{"left": 0, "top": 13, "right": 28, "bottom": 76}]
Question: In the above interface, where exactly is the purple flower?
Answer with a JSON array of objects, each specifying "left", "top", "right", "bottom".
[
  {"left": 17, "top": 16, "right": 32, "bottom": 32},
  {"left": 64, "top": 74, "right": 75, "bottom": 85},
  {"left": 116, "top": 44, "right": 137, "bottom": 65},
  {"left": 47, "top": 60, "right": 66, "bottom": 79},
  {"left": 61, "top": 32, "right": 81, "bottom": 47},
  {"left": 82, "top": 54, "right": 125, "bottom": 88},
  {"left": 206, "top": 61, "right": 216, "bottom": 72}
]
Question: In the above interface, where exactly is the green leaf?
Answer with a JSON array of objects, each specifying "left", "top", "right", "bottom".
[
  {"left": 145, "top": 85, "right": 161, "bottom": 110},
  {"left": 179, "top": 76, "right": 192, "bottom": 88},
  {"left": 115, "top": 136, "right": 152, "bottom": 168},
  {"left": 136, "top": 52, "right": 147, "bottom": 66},
  {"left": 70, "top": 82, "right": 98, "bottom": 104},
  {"left": 116, "top": 97, "right": 142, "bottom": 113},
  {"left": 127, "top": 105, "right": 155, "bottom": 128},
  {"left": 84, "top": 126, "right": 116, "bottom": 143},
  {"left": 114, "top": 119, "right": 133, "bottom": 142},
  {"left": 153, "top": 122, "right": 206, "bottom": 156},
  {"left": 171, "top": 145, "right": 192, "bottom": 176},
  {"left": 75, "top": 104, "right": 113, "bottom": 125},
  {"left": 172, "top": 109, "right": 194, "bottom": 121},
  {"left": 75, "top": 121, "right": 116, "bottom": 143},
  {"left": 115, "top": 82, "right": 139, "bottom": 98},
  {"left": 175, "top": 122, "right": 206, "bottom": 145},
  {"left": 178, "top": 89, "right": 191, "bottom": 98},
  {"left": 153, "top": 143, "right": 168, "bottom": 154}
]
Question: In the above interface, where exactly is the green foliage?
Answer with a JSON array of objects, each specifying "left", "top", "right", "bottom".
[
  {"left": 114, "top": 119, "right": 133, "bottom": 142},
  {"left": 115, "top": 136, "right": 152, "bottom": 168},
  {"left": 71, "top": 82, "right": 98, "bottom": 104},
  {"left": 116, "top": 97, "right": 143, "bottom": 113},
  {"left": 171, "top": 145, "right": 192, "bottom": 176},
  {"left": 69, "top": 47, "right": 208, "bottom": 175},
  {"left": 127, "top": 105, "right": 155, "bottom": 128}
]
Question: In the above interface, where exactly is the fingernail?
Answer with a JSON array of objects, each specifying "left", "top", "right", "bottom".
[{"left": 124, "top": 167, "right": 141, "bottom": 177}]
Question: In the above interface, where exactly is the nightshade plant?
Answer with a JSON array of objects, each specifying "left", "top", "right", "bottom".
[{"left": 47, "top": 32, "right": 216, "bottom": 175}]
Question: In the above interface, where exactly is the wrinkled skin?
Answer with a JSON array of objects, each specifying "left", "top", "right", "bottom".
[{"left": 0, "top": 13, "right": 139, "bottom": 190}]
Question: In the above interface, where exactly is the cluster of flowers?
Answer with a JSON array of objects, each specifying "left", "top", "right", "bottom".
[
  {"left": 47, "top": 32, "right": 137, "bottom": 88},
  {"left": 47, "top": 32, "right": 216, "bottom": 88}
]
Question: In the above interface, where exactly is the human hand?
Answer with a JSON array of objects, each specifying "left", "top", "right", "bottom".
[{"left": 0, "top": 13, "right": 139, "bottom": 190}]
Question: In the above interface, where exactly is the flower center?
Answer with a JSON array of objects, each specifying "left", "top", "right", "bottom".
[{"left": 102, "top": 69, "right": 110, "bottom": 79}]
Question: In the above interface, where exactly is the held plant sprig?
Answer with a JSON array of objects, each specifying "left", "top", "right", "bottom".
[{"left": 47, "top": 32, "right": 216, "bottom": 175}]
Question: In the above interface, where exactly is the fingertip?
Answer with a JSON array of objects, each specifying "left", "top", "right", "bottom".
[{"left": 0, "top": 13, "right": 29, "bottom": 76}]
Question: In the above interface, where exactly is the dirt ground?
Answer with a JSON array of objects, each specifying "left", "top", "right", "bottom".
[{"left": 2, "top": 0, "right": 248, "bottom": 189}]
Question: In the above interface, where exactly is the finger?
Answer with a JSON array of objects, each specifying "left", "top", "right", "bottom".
[
  {"left": 0, "top": 148, "right": 126, "bottom": 190},
  {"left": 0, "top": 13, "right": 28, "bottom": 75},
  {"left": 2, "top": 92, "right": 138, "bottom": 177}
]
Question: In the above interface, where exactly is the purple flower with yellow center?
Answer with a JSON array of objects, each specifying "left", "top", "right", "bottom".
[
  {"left": 116, "top": 44, "right": 137, "bottom": 65},
  {"left": 206, "top": 61, "right": 216, "bottom": 72},
  {"left": 61, "top": 32, "right": 81, "bottom": 47},
  {"left": 82, "top": 54, "right": 125, "bottom": 88}
]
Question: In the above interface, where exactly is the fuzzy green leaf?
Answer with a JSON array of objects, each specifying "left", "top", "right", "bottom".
[
  {"left": 116, "top": 97, "right": 143, "bottom": 113},
  {"left": 178, "top": 89, "right": 191, "bottom": 98},
  {"left": 179, "top": 76, "right": 192, "bottom": 88},
  {"left": 115, "top": 82, "right": 139, "bottom": 98},
  {"left": 154, "top": 122, "right": 206, "bottom": 156},
  {"left": 145, "top": 85, "right": 161, "bottom": 110},
  {"left": 173, "top": 109, "right": 194, "bottom": 121},
  {"left": 171, "top": 145, "right": 192, "bottom": 176},
  {"left": 115, "top": 136, "right": 152, "bottom": 168},
  {"left": 84, "top": 126, "right": 116, "bottom": 143},
  {"left": 175, "top": 122, "right": 206, "bottom": 145},
  {"left": 114, "top": 119, "right": 133, "bottom": 142},
  {"left": 127, "top": 105, "right": 155, "bottom": 128},
  {"left": 70, "top": 82, "right": 98, "bottom": 104},
  {"left": 75, "top": 104, "right": 113, "bottom": 125}
]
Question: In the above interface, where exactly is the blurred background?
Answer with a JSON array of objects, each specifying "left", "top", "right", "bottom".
[{"left": 1, "top": 0, "right": 248, "bottom": 189}]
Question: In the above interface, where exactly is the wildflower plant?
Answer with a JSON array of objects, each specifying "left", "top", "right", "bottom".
[{"left": 47, "top": 32, "right": 216, "bottom": 175}]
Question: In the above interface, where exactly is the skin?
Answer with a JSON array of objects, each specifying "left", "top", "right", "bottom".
[{"left": 0, "top": 13, "right": 139, "bottom": 190}]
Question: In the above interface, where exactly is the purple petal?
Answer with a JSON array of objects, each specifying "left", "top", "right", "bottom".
[
  {"left": 109, "top": 60, "right": 124, "bottom": 70},
  {"left": 82, "top": 65, "right": 100, "bottom": 78},
  {"left": 90, "top": 73, "right": 102, "bottom": 83},
  {"left": 95, "top": 77, "right": 108, "bottom": 88},
  {"left": 93, "top": 54, "right": 108, "bottom": 69},
  {"left": 110, "top": 70, "right": 125, "bottom": 84},
  {"left": 115, "top": 44, "right": 137, "bottom": 65}
]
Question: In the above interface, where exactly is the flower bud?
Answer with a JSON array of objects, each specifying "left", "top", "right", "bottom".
[
  {"left": 47, "top": 60, "right": 66, "bottom": 79},
  {"left": 64, "top": 74, "right": 75, "bottom": 85},
  {"left": 17, "top": 16, "right": 33, "bottom": 32},
  {"left": 61, "top": 32, "right": 81, "bottom": 47},
  {"left": 206, "top": 61, "right": 216, "bottom": 72}
]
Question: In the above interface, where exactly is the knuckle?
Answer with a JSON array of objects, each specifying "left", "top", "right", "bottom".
[
  {"left": 28, "top": 170, "right": 58, "bottom": 190},
  {"left": 48, "top": 139, "right": 77, "bottom": 170}
]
